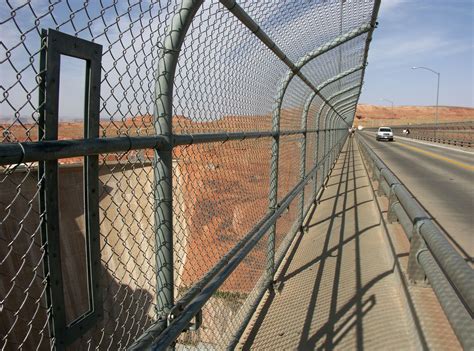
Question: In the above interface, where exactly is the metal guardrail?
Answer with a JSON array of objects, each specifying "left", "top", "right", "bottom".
[
  {"left": 357, "top": 136, "right": 474, "bottom": 350},
  {"left": 391, "top": 121, "right": 474, "bottom": 148},
  {"left": 0, "top": 0, "right": 380, "bottom": 349}
]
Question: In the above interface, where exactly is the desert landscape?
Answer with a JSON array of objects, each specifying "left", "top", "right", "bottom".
[
  {"left": 354, "top": 104, "right": 474, "bottom": 128},
  {"left": 0, "top": 110, "right": 309, "bottom": 348}
]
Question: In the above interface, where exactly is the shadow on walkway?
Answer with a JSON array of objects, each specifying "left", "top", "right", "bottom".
[{"left": 242, "top": 139, "right": 413, "bottom": 350}]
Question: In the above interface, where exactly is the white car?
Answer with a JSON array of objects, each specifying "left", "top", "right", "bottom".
[{"left": 376, "top": 127, "right": 394, "bottom": 141}]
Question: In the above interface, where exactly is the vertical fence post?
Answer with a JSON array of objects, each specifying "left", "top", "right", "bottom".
[
  {"left": 153, "top": 0, "right": 203, "bottom": 322},
  {"left": 313, "top": 117, "right": 320, "bottom": 203},
  {"left": 323, "top": 109, "right": 335, "bottom": 181},
  {"left": 314, "top": 103, "right": 326, "bottom": 202},
  {"left": 331, "top": 114, "right": 338, "bottom": 165},
  {"left": 299, "top": 93, "right": 315, "bottom": 229},
  {"left": 267, "top": 75, "right": 289, "bottom": 287},
  {"left": 328, "top": 114, "right": 335, "bottom": 168},
  {"left": 267, "top": 122, "right": 279, "bottom": 287},
  {"left": 331, "top": 115, "right": 337, "bottom": 165}
]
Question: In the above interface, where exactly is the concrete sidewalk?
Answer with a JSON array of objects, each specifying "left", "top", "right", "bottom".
[{"left": 241, "top": 139, "right": 415, "bottom": 350}]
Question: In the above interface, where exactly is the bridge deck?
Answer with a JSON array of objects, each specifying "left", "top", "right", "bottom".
[{"left": 241, "top": 139, "right": 415, "bottom": 350}]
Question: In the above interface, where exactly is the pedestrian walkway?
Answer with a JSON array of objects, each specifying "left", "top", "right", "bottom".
[{"left": 240, "top": 139, "right": 415, "bottom": 350}]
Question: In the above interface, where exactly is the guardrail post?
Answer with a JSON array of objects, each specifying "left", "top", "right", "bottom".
[
  {"left": 370, "top": 158, "right": 376, "bottom": 176},
  {"left": 387, "top": 185, "right": 400, "bottom": 223},
  {"left": 377, "top": 174, "right": 386, "bottom": 196},
  {"left": 407, "top": 220, "right": 428, "bottom": 283},
  {"left": 372, "top": 165, "right": 379, "bottom": 182}
]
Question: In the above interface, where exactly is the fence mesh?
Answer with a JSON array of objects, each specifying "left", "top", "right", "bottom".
[{"left": 1, "top": 0, "right": 377, "bottom": 349}]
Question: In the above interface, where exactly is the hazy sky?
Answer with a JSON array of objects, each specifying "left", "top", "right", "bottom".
[{"left": 360, "top": 0, "right": 474, "bottom": 108}]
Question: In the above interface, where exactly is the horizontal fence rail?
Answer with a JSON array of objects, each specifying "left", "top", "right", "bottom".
[
  {"left": 1, "top": 0, "right": 379, "bottom": 349},
  {"left": 357, "top": 136, "right": 474, "bottom": 350}
]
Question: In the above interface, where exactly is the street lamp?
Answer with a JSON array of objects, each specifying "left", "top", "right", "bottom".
[
  {"left": 381, "top": 98, "right": 394, "bottom": 119},
  {"left": 412, "top": 66, "right": 440, "bottom": 139}
]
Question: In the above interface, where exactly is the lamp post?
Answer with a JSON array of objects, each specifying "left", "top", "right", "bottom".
[
  {"left": 412, "top": 66, "right": 440, "bottom": 139},
  {"left": 381, "top": 98, "right": 395, "bottom": 119}
]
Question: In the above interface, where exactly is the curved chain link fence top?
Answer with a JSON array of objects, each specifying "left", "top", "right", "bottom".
[{"left": 1, "top": 0, "right": 378, "bottom": 349}]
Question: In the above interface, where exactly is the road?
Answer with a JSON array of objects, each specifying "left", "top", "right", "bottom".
[{"left": 358, "top": 131, "right": 474, "bottom": 262}]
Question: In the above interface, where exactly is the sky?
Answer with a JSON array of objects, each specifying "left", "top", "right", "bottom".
[
  {"left": 360, "top": 0, "right": 474, "bottom": 108},
  {"left": 1, "top": 0, "right": 472, "bottom": 122}
]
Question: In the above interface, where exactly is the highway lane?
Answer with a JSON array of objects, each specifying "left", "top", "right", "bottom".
[{"left": 358, "top": 131, "right": 474, "bottom": 262}]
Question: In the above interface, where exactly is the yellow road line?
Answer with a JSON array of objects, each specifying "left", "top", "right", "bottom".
[{"left": 396, "top": 142, "right": 474, "bottom": 171}]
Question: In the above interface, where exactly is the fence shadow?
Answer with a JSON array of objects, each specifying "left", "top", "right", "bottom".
[{"left": 242, "top": 138, "right": 416, "bottom": 350}]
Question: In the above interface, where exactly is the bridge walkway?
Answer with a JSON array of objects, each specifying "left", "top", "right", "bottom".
[{"left": 240, "top": 138, "right": 415, "bottom": 350}]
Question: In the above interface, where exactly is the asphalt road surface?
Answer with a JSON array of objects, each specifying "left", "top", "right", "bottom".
[{"left": 358, "top": 131, "right": 474, "bottom": 262}]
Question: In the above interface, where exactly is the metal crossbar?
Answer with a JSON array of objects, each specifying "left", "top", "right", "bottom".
[{"left": 0, "top": 0, "right": 379, "bottom": 349}]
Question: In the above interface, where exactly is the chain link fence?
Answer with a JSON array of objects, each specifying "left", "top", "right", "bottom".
[{"left": 0, "top": 0, "right": 379, "bottom": 349}]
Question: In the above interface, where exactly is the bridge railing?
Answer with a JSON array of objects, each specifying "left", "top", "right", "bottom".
[
  {"left": 391, "top": 121, "right": 474, "bottom": 147},
  {"left": 0, "top": 0, "right": 379, "bottom": 349},
  {"left": 357, "top": 136, "right": 474, "bottom": 349}
]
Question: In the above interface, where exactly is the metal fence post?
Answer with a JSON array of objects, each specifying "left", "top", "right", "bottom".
[
  {"left": 326, "top": 110, "right": 335, "bottom": 179},
  {"left": 321, "top": 109, "right": 330, "bottom": 183},
  {"left": 314, "top": 104, "right": 327, "bottom": 201},
  {"left": 153, "top": 0, "right": 203, "bottom": 322},
  {"left": 299, "top": 93, "right": 315, "bottom": 229},
  {"left": 267, "top": 83, "right": 288, "bottom": 288},
  {"left": 313, "top": 111, "right": 321, "bottom": 203},
  {"left": 329, "top": 113, "right": 336, "bottom": 167}
]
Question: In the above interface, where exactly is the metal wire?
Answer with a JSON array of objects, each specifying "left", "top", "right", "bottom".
[{"left": 0, "top": 0, "right": 378, "bottom": 349}]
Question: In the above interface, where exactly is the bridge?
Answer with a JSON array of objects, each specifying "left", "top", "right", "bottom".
[{"left": 0, "top": 0, "right": 473, "bottom": 350}]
